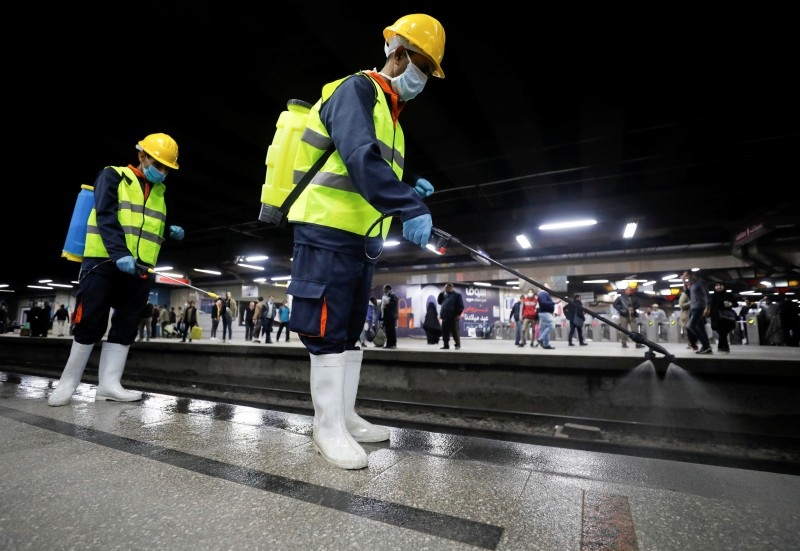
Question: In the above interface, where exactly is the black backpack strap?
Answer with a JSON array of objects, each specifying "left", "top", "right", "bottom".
[{"left": 277, "top": 144, "right": 335, "bottom": 216}]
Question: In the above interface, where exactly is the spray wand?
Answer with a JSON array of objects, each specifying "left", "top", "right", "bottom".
[
  {"left": 137, "top": 264, "right": 220, "bottom": 299},
  {"left": 428, "top": 227, "right": 676, "bottom": 370}
]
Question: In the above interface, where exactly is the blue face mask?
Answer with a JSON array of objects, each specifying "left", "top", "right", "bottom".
[
  {"left": 391, "top": 51, "right": 428, "bottom": 101},
  {"left": 144, "top": 163, "right": 166, "bottom": 184}
]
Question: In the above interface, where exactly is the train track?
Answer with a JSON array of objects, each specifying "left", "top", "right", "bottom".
[{"left": 4, "top": 368, "right": 799, "bottom": 475}]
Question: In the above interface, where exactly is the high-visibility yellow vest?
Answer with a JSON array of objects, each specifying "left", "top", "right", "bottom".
[
  {"left": 288, "top": 72, "right": 404, "bottom": 238},
  {"left": 84, "top": 166, "right": 166, "bottom": 265}
]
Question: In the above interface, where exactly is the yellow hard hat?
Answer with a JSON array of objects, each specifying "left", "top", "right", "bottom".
[
  {"left": 137, "top": 133, "right": 180, "bottom": 170},
  {"left": 384, "top": 14, "right": 446, "bottom": 79}
]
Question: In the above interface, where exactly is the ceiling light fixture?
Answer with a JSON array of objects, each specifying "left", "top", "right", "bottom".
[
  {"left": 28, "top": 285, "right": 53, "bottom": 289},
  {"left": 583, "top": 279, "right": 609, "bottom": 284},
  {"left": 516, "top": 234, "right": 532, "bottom": 248},
  {"left": 245, "top": 255, "right": 269, "bottom": 262},
  {"left": 473, "top": 282, "right": 491, "bottom": 287},
  {"left": 236, "top": 263, "right": 265, "bottom": 270},
  {"left": 538, "top": 219, "right": 597, "bottom": 231},
  {"left": 623, "top": 222, "right": 637, "bottom": 239},
  {"left": 661, "top": 273, "right": 679, "bottom": 280},
  {"left": 194, "top": 268, "right": 222, "bottom": 275},
  {"left": 383, "top": 239, "right": 401, "bottom": 247},
  {"left": 271, "top": 276, "right": 292, "bottom": 281}
]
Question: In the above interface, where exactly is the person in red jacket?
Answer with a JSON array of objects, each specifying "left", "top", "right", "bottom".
[{"left": 520, "top": 289, "right": 539, "bottom": 347}]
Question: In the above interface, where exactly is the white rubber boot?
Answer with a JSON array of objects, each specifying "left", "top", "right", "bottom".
[
  {"left": 95, "top": 342, "right": 142, "bottom": 402},
  {"left": 48, "top": 341, "right": 95, "bottom": 406},
  {"left": 310, "top": 352, "right": 368, "bottom": 469},
  {"left": 344, "top": 349, "right": 390, "bottom": 442}
]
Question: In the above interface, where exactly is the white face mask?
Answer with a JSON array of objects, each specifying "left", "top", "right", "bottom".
[{"left": 391, "top": 51, "right": 428, "bottom": 101}]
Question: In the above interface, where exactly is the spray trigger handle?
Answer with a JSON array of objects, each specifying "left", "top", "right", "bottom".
[{"left": 428, "top": 227, "right": 451, "bottom": 255}]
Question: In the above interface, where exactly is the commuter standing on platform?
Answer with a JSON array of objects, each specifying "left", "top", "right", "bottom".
[
  {"left": 210, "top": 298, "right": 222, "bottom": 340},
  {"left": 222, "top": 291, "right": 237, "bottom": 343},
  {"left": 48, "top": 133, "right": 184, "bottom": 406},
  {"left": 614, "top": 286, "right": 644, "bottom": 349},
  {"left": 710, "top": 282, "right": 736, "bottom": 353},
  {"left": 438, "top": 282, "right": 464, "bottom": 350},
  {"left": 683, "top": 271, "right": 713, "bottom": 354},
  {"left": 360, "top": 296, "right": 379, "bottom": 347},
  {"left": 159, "top": 303, "right": 170, "bottom": 336},
  {"left": 276, "top": 300, "right": 291, "bottom": 342},
  {"left": 679, "top": 277, "right": 697, "bottom": 350},
  {"left": 510, "top": 294, "right": 523, "bottom": 347},
  {"left": 380, "top": 285, "right": 400, "bottom": 349},
  {"left": 422, "top": 300, "right": 442, "bottom": 345},
  {"left": 54, "top": 304, "right": 70, "bottom": 337},
  {"left": 252, "top": 296, "right": 265, "bottom": 343},
  {"left": 285, "top": 14, "right": 445, "bottom": 469},
  {"left": 520, "top": 289, "right": 538, "bottom": 347},
  {"left": 649, "top": 302, "right": 669, "bottom": 340},
  {"left": 244, "top": 301, "right": 255, "bottom": 341},
  {"left": 564, "top": 294, "right": 587, "bottom": 346},
  {"left": 182, "top": 300, "right": 198, "bottom": 342},
  {"left": 536, "top": 284, "right": 558, "bottom": 349},
  {"left": 259, "top": 295, "right": 277, "bottom": 343}
]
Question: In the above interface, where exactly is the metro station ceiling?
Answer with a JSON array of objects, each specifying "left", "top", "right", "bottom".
[{"left": 6, "top": 5, "right": 799, "bottom": 299}]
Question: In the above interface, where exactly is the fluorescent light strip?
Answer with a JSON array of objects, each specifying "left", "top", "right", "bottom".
[
  {"left": 538, "top": 219, "right": 597, "bottom": 231},
  {"left": 236, "top": 263, "right": 265, "bottom": 270},
  {"left": 194, "top": 268, "right": 222, "bottom": 275},
  {"left": 515, "top": 234, "right": 532, "bottom": 248},
  {"left": 623, "top": 222, "right": 637, "bottom": 239}
]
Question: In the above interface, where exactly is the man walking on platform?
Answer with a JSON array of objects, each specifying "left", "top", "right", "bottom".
[{"left": 438, "top": 283, "right": 464, "bottom": 350}]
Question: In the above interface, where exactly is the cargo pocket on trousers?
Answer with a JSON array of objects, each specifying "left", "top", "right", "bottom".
[{"left": 286, "top": 278, "right": 328, "bottom": 337}]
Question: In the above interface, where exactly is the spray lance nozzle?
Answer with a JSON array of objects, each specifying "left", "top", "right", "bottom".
[
  {"left": 427, "top": 228, "right": 491, "bottom": 266},
  {"left": 427, "top": 227, "right": 452, "bottom": 255},
  {"left": 136, "top": 263, "right": 220, "bottom": 299}
]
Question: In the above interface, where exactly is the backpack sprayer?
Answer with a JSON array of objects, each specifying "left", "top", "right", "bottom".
[
  {"left": 429, "top": 227, "right": 677, "bottom": 372},
  {"left": 136, "top": 264, "right": 220, "bottom": 299}
]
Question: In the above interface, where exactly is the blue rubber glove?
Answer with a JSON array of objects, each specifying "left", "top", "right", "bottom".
[
  {"left": 413, "top": 178, "right": 434, "bottom": 198},
  {"left": 115, "top": 255, "right": 137, "bottom": 275},
  {"left": 402, "top": 214, "right": 433, "bottom": 249},
  {"left": 169, "top": 225, "right": 185, "bottom": 240}
]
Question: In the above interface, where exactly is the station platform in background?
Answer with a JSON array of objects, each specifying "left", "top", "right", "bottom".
[{"left": 1, "top": 333, "right": 799, "bottom": 550}]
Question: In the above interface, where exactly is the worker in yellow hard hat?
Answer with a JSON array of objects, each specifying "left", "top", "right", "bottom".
[
  {"left": 285, "top": 14, "right": 446, "bottom": 470},
  {"left": 48, "top": 133, "right": 186, "bottom": 407}
]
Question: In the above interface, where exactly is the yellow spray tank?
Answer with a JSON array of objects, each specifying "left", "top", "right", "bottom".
[
  {"left": 258, "top": 99, "right": 334, "bottom": 226},
  {"left": 259, "top": 99, "right": 313, "bottom": 226}
]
